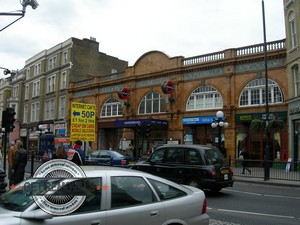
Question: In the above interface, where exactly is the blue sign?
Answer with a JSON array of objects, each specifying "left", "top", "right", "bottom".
[
  {"left": 182, "top": 116, "right": 216, "bottom": 125},
  {"left": 115, "top": 119, "right": 168, "bottom": 127}
]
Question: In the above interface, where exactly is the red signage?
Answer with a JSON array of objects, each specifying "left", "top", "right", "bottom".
[
  {"left": 161, "top": 81, "right": 175, "bottom": 94},
  {"left": 118, "top": 88, "right": 130, "bottom": 99}
]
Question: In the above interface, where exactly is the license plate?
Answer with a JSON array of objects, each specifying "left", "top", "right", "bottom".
[
  {"left": 224, "top": 174, "right": 228, "bottom": 180},
  {"left": 221, "top": 169, "right": 229, "bottom": 174},
  {"left": 129, "top": 161, "right": 136, "bottom": 164}
]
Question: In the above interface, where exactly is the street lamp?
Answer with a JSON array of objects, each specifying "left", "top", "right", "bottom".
[
  {"left": 0, "top": 0, "right": 39, "bottom": 32},
  {"left": 211, "top": 111, "right": 229, "bottom": 154}
]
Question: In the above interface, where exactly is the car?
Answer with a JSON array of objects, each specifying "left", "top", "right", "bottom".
[
  {"left": 0, "top": 166, "right": 209, "bottom": 225},
  {"left": 130, "top": 144, "right": 234, "bottom": 192},
  {"left": 85, "top": 149, "right": 136, "bottom": 167}
]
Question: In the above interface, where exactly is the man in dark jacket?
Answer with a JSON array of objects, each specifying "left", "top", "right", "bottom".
[{"left": 12, "top": 141, "right": 27, "bottom": 185}]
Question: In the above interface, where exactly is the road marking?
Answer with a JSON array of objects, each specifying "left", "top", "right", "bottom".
[
  {"left": 217, "top": 208, "right": 294, "bottom": 219},
  {"left": 224, "top": 188, "right": 300, "bottom": 199}
]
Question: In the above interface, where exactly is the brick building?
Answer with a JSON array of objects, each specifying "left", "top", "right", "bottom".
[{"left": 69, "top": 39, "right": 288, "bottom": 160}]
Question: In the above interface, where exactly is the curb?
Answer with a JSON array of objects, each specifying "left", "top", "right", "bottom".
[{"left": 234, "top": 176, "right": 300, "bottom": 188}]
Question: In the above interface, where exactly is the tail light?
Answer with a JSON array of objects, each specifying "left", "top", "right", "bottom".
[
  {"left": 120, "top": 160, "right": 127, "bottom": 165},
  {"left": 210, "top": 169, "right": 217, "bottom": 178},
  {"left": 202, "top": 198, "right": 207, "bottom": 214}
]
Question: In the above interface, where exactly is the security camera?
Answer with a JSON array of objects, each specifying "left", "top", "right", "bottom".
[{"left": 21, "top": 0, "right": 39, "bottom": 10}]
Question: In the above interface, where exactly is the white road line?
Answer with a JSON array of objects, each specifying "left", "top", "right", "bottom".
[
  {"left": 217, "top": 208, "right": 294, "bottom": 219},
  {"left": 223, "top": 188, "right": 300, "bottom": 200}
]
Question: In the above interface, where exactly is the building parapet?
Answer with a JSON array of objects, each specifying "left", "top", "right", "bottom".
[{"left": 182, "top": 39, "right": 286, "bottom": 66}]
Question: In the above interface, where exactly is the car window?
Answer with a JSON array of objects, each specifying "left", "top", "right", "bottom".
[
  {"left": 205, "top": 149, "right": 225, "bottom": 164},
  {"left": 90, "top": 151, "right": 100, "bottom": 157},
  {"left": 185, "top": 149, "right": 202, "bottom": 165},
  {"left": 166, "top": 148, "right": 184, "bottom": 163},
  {"left": 149, "top": 149, "right": 165, "bottom": 163},
  {"left": 100, "top": 151, "right": 111, "bottom": 158},
  {"left": 110, "top": 176, "right": 156, "bottom": 209},
  {"left": 148, "top": 179, "right": 186, "bottom": 200}
]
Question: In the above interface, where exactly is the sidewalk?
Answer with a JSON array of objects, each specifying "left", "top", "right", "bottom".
[{"left": 232, "top": 167, "right": 300, "bottom": 187}]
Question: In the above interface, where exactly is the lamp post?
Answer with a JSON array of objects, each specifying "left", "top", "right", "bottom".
[
  {"left": 211, "top": 111, "right": 229, "bottom": 154},
  {"left": 0, "top": 0, "right": 39, "bottom": 32}
]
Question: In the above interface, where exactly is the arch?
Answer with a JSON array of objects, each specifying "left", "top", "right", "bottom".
[
  {"left": 138, "top": 92, "right": 166, "bottom": 115},
  {"left": 100, "top": 98, "right": 122, "bottom": 117},
  {"left": 186, "top": 85, "right": 223, "bottom": 111},
  {"left": 238, "top": 78, "right": 284, "bottom": 107}
]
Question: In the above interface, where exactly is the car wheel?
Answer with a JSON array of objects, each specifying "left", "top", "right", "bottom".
[{"left": 186, "top": 178, "right": 200, "bottom": 188}]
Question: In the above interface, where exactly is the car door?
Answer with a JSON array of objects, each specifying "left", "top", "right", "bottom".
[
  {"left": 105, "top": 176, "right": 165, "bottom": 225},
  {"left": 20, "top": 178, "right": 106, "bottom": 225}
]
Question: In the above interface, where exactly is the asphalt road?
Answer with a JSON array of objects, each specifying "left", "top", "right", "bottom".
[{"left": 206, "top": 181, "right": 300, "bottom": 225}]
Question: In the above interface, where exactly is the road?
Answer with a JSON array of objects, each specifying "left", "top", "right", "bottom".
[{"left": 207, "top": 181, "right": 300, "bottom": 225}]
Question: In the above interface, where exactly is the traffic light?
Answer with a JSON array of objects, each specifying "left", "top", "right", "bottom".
[{"left": 6, "top": 107, "right": 16, "bottom": 132}]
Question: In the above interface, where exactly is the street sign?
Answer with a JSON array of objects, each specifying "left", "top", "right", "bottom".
[
  {"left": 118, "top": 87, "right": 130, "bottom": 99},
  {"left": 70, "top": 102, "right": 96, "bottom": 141},
  {"left": 161, "top": 80, "right": 175, "bottom": 94}
]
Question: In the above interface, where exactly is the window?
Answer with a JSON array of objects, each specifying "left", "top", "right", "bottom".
[
  {"left": 101, "top": 98, "right": 122, "bottom": 117},
  {"left": 45, "top": 98, "right": 55, "bottom": 120},
  {"left": 23, "top": 105, "right": 28, "bottom": 123},
  {"left": 48, "top": 56, "right": 57, "bottom": 70},
  {"left": 148, "top": 179, "right": 186, "bottom": 200},
  {"left": 59, "top": 96, "right": 66, "bottom": 119},
  {"left": 186, "top": 85, "right": 223, "bottom": 111},
  {"left": 289, "top": 11, "right": 298, "bottom": 49},
  {"left": 239, "top": 79, "right": 283, "bottom": 107},
  {"left": 26, "top": 68, "right": 30, "bottom": 79},
  {"left": 12, "top": 85, "right": 19, "bottom": 98},
  {"left": 62, "top": 51, "right": 68, "bottom": 64},
  {"left": 47, "top": 75, "right": 56, "bottom": 93},
  {"left": 24, "top": 85, "right": 29, "bottom": 100},
  {"left": 61, "top": 71, "right": 67, "bottom": 89},
  {"left": 185, "top": 149, "right": 202, "bottom": 165},
  {"left": 166, "top": 148, "right": 184, "bottom": 163},
  {"left": 111, "top": 176, "right": 155, "bottom": 208},
  {"left": 34, "top": 63, "right": 41, "bottom": 76},
  {"left": 139, "top": 92, "right": 166, "bottom": 114},
  {"left": 32, "top": 81, "right": 40, "bottom": 97},
  {"left": 149, "top": 149, "right": 165, "bottom": 163},
  {"left": 293, "top": 65, "right": 299, "bottom": 97},
  {"left": 31, "top": 102, "right": 39, "bottom": 122}
]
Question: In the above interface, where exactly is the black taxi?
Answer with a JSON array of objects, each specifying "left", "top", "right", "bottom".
[{"left": 131, "top": 144, "right": 234, "bottom": 192}]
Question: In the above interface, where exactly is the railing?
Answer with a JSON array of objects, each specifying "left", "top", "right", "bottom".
[
  {"left": 230, "top": 159, "right": 300, "bottom": 181},
  {"left": 182, "top": 39, "right": 286, "bottom": 66}
]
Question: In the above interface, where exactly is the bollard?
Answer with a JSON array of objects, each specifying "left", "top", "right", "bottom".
[{"left": 0, "top": 169, "right": 7, "bottom": 193}]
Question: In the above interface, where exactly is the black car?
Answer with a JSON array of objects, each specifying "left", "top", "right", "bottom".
[{"left": 131, "top": 144, "right": 234, "bottom": 192}]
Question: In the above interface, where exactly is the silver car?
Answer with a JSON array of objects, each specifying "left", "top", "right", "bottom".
[{"left": 0, "top": 166, "right": 209, "bottom": 225}]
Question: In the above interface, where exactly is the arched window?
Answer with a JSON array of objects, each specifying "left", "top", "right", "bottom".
[
  {"left": 186, "top": 85, "right": 223, "bottom": 111},
  {"left": 101, "top": 98, "right": 122, "bottom": 117},
  {"left": 239, "top": 79, "right": 283, "bottom": 107},
  {"left": 292, "top": 64, "right": 299, "bottom": 97},
  {"left": 139, "top": 92, "right": 166, "bottom": 114}
]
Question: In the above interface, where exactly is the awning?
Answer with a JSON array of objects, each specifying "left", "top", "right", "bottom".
[{"left": 115, "top": 119, "right": 168, "bottom": 128}]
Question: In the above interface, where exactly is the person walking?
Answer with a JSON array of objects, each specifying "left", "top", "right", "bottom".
[
  {"left": 53, "top": 145, "right": 67, "bottom": 159},
  {"left": 72, "top": 140, "right": 84, "bottom": 164},
  {"left": 8, "top": 139, "right": 20, "bottom": 186},
  {"left": 240, "top": 147, "right": 251, "bottom": 174},
  {"left": 11, "top": 141, "right": 28, "bottom": 185}
]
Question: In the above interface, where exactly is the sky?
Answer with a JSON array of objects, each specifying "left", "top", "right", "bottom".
[{"left": 0, "top": 0, "right": 285, "bottom": 78}]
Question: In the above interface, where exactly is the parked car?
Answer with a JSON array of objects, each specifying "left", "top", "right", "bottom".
[
  {"left": 85, "top": 149, "right": 136, "bottom": 167},
  {"left": 130, "top": 144, "right": 234, "bottom": 192},
  {"left": 0, "top": 166, "right": 209, "bottom": 225}
]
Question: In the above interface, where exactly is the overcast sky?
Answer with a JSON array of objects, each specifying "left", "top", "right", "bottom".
[{"left": 0, "top": 0, "right": 285, "bottom": 78}]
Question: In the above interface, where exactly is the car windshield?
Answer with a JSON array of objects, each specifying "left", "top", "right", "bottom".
[
  {"left": 205, "top": 149, "right": 225, "bottom": 165},
  {"left": 0, "top": 178, "right": 60, "bottom": 212}
]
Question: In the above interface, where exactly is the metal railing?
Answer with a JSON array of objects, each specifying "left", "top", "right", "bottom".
[{"left": 230, "top": 159, "right": 300, "bottom": 181}]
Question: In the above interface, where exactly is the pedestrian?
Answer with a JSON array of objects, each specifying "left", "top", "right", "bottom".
[
  {"left": 240, "top": 147, "right": 251, "bottom": 174},
  {"left": 126, "top": 143, "right": 134, "bottom": 157},
  {"left": 8, "top": 139, "right": 20, "bottom": 186},
  {"left": 53, "top": 145, "right": 67, "bottom": 159},
  {"left": 11, "top": 141, "right": 28, "bottom": 185},
  {"left": 72, "top": 140, "right": 84, "bottom": 164},
  {"left": 67, "top": 148, "right": 83, "bottom": 165}
]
